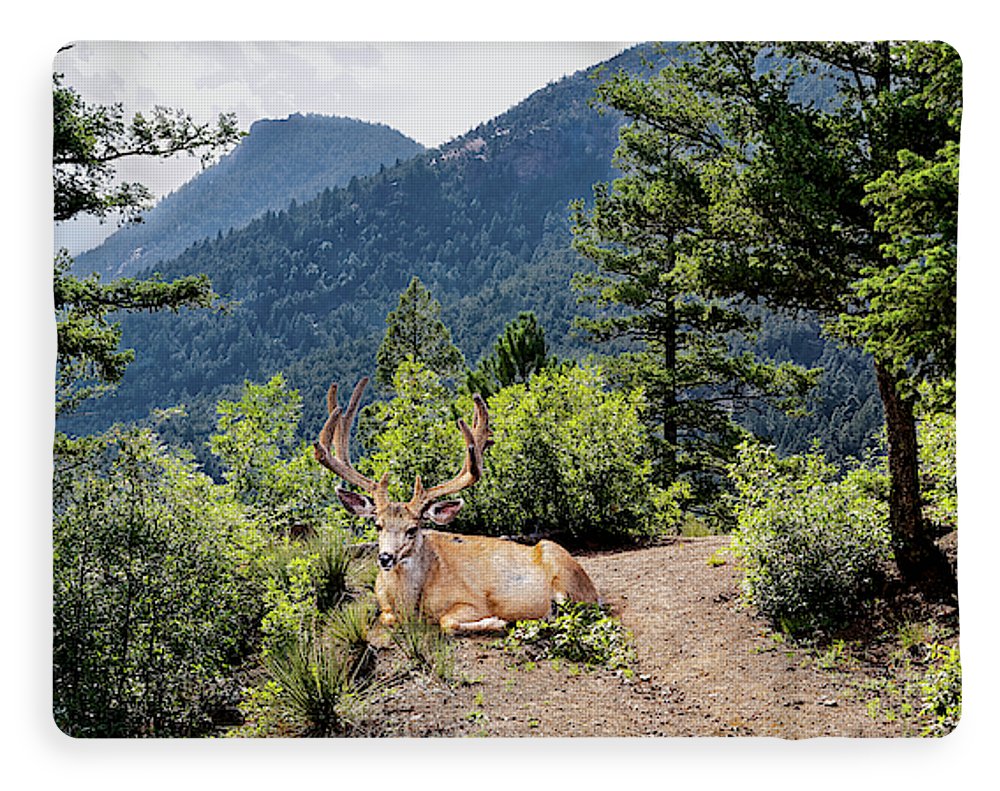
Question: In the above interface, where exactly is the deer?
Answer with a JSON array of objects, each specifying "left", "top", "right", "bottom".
[{"left": 313, "top": 376, "right": 600, "bottom": 633}]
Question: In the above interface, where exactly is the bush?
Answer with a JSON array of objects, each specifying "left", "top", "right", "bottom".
[
  {"left": 210, "top": 374, "right": 342, "bottom": 535},
  {"left": 728, "top": 441, "right": 892, "bottom": 634},
  {"left": 239, "top": 528, "right": 380, "bottom": 736},
  {"left": 919, "top": 643, "right": 961, "bottom": 736},
  {"left": 918, "top": 409, "right": 956, "bottom": 535},
  {"left": 353, "top": 361, "right": 683, "bottom": 544},
  {"left": 502, "top": 600, "right": 635, "bottom": 671},
  {"left": 465, "top": 365, "right": 684, "bottom": 542},
  {"left": 52, "top": 428, "right": 264, "bottom": 737},
  {"left": 356, "top": 359, "right": 467, "bottom": 502}
]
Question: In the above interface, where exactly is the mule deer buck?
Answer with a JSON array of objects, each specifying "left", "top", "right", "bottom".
[{"left": 314, "top": 377, "right": 599, "bottom": 633}]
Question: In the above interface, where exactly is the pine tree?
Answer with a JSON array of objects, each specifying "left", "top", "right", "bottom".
[
  {"left": 374, "top": 276, "right": 465, "bottom": 391},
  {"left": 571, "top": 69, "right": 817, "bottom": 506},
  {"left": 465, "top": 311, "right": 555, "bottom": 399},
  {"left": 599, "top": 42, "right": 958, "bottom": 596},
  {"left": 53, "top": 71, "right": 242, "bottom": 414}
]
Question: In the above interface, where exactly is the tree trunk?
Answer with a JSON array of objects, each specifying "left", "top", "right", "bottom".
[{"left": 874, "top": 359, "right": 956, "bottom": 600}]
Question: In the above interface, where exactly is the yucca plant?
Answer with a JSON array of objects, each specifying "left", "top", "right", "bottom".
[
  {"left": 389, "top": 607, "right": 455, "bottom": 682},
  {"left": 262, "top": 619, "right": 379, "bottom": 737},
  {"left": 327, "top": 597, "right": 379, "bottom": 682}
]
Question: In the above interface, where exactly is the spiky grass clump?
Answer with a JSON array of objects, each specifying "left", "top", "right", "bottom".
[{"left": 389, "top": 608, "right": 456, "bottom": 682}]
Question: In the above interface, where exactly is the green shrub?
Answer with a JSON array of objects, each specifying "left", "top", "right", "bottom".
[
  {"left": 920, "top": 643, "right": 961, "bottom": 736},
  {"left": 52, "top": 428, "right": 264, "bottom": 737},
  {"left": 466, "top": 365, "right": 684, "bottom": 542},
  {"left": 210, "top": 374, "right": 341, "bottom": 535},
  {"left": 256, "top": 616, "right": 378, "bottom": 737},
  {"left": 356, "top": 359, "right": 467, "bottom": 502},
  {"left": 728, "top": 441, "right": 892, "bottom": 634},
  {"left": 503, "top": 600, "right": 635, "bottom": 671},
  {"left": 918, "top": 409, "right": 957, "bottom": 534},
  {"left": 239, "top": 526, "right": 380, "bottom": 735},
  {"left": 388, "top": 607, "right": 456, "bottom": 681}
]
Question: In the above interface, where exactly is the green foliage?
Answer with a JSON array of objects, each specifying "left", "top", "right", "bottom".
[
  {"left": 257, "top": 617, "right": 376, "bottom": 737},
  {"left": 465, "top": 311, "right": 556, "bottom": 398},
  {"left": 465, "top": 365, "right": 686, "bottom": 541},
  {"left": 594, "top": 41, "right": 958, "bottom": 594},
  {"left": 728, "top": 441, "right": 892, "bottom": 634},
  {"left": 53, "top": 72, "right": 242, "bottom": 223},
  {"left": 209, "top": 374, "right": 341, "bottom": 534},
  {"left": 357, "top": 360, "right": 469, "bottom": 502},
  {"left": 832, "top": 43, "right": 959, "bottom": 405},
  {"left": 53, "top": 71, "right": 238, "bottom": 415},
  {"left": 503, "top": 600, "right": 635, "bottom": 671},
  {"left": 241, "top": 530, "right": 380, "bottom": 736},
  {"left": 52, "top": 428, "right": 264, "bottom": 737},
  {"left": 918, "top": 406, "right": 956, "bottom": 535},
  {"left": 919, "top": 643, "right": 961, "bottom": 736},
  {"left": 54, "top": 251, "right": 217, "bottom": 415},
  {"left": 375, "top": 276, "right": 466, "bottom": 391},
  {"left": 572, "top": 51, "right": 820, "bottom": 500},
  {"left": 388, "top": 608, "right": 456, "bottom": 682}
]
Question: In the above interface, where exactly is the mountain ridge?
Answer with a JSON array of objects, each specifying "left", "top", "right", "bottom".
[{"left": 71, "top": 113, "right": 425, "bottom": 278}]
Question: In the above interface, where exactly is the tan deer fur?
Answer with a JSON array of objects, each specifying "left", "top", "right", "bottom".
[{"left": 314, "top": 377, "right": 600, "bottom": 633}]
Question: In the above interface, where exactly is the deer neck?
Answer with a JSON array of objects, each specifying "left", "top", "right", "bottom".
[{"left": 390, "top": 533, "right": 438, "bottom": 607}]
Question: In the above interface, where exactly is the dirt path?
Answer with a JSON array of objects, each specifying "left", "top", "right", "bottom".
[{"left": 361, "top": 537, "right": 913, "bottom": 738}]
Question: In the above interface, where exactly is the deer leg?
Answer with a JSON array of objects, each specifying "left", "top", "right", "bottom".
[{"left": 439, "top": 605, "right": 507, "bottom": 633}]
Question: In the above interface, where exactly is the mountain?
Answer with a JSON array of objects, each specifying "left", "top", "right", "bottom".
[
  {"left": 71, "top": 114, "right": 425, "bottom": 278},
  {"left": 59, "top": 44, "right": 882, "bottom": 474}
]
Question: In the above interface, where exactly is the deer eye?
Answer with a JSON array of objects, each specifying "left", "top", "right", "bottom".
[{"left": 405, "top": 526, "right": 418, "bottom": 538}]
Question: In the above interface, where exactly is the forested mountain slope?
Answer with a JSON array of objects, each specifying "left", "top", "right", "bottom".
[
  {"left": 71, "top": 114, "right": 425, "bottom": 278},
  {"left": 60, "top": 44, "right": 882, "bottom": 471}
]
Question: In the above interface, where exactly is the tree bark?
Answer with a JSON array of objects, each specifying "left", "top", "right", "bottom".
[{"left": 874, "top": 359, "right": 956, "bottom": 600}]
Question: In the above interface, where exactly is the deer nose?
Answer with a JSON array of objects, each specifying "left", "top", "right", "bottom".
[{"left": 378, "top": 552, "right": 395, "bottom": 570}]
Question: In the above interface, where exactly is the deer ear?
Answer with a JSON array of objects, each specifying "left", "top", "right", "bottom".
[
  {"left": 424, "top": 499, "right": 464, "bottom": 525},
  {"left": 336, "top": 487, "right": 377, "bottom": 519}
]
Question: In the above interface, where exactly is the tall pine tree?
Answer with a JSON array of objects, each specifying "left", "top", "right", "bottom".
[
  {"left": 465, "top": 311, "right": 555, "bottom": 399},
  {"left": 572, "top": 71, "right": 817, "bottom": 508},
  {"left": 374, "top": 275, "right": 465, "bottom": 391},
  {"left": 594, "top": 42, "right": 958, "bottom": 596}
]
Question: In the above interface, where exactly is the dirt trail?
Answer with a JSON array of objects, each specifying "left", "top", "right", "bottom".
[{"left": 362, "top": 537, "right": 911, "bottom": 738}]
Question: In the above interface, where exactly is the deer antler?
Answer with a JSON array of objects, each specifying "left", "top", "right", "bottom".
[
  {"left": 408, "top": 393, "right": 493, "bottom": 513},
  {"left": 314, "top": 377, "right": 389, "bottom": 507}
]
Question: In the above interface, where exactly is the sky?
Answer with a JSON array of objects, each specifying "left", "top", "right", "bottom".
[{"left": 53, "top": 41, "right": 635, "bottom": 254}]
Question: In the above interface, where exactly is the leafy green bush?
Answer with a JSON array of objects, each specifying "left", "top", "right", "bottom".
[
  {"left": 918, "top": 409, "right": 957, "bottom": 535},
  {"left": 240, "top": 527, "right": 380, "bottom": 736},
  {"left": 503, "top": 600, "right": 635, "bottom": 671},
  {"left": 920, "top": 643, "right": 961, "bottom": 736},
  {"left": 210, "top": 374, "right": 342, "bottom": 535},
  {"left": 357, "top": 359, "right": 467, "bottom": 501},
  {"left": 728, "top": 441, "right": 892, "bottom": 634},
  {"left": 466, "top": 365, "right": 684, "bottom": 542},
  {"left": 52, "top": 428, "right": 264, "bottom": 737}
]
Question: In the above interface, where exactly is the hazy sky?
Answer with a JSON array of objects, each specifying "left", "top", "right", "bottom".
[{"left": 53, "top": 41, "right": 635, "bottom": 254}]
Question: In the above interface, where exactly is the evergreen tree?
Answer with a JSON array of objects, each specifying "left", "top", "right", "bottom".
[
  {"left": 53, "top": 71, "right": 242, "bottom": 414},
  {"left": 594, "top": 42, "right": 957, "bottom": 596},
  {"left": 465, "top": 311, "right": 555, "bottom": 399},
  {"left": 571, "top": 75, "right": 817, "bottom": 505},
  {"left": 374, "top": 276, "right": 465, "bottom": 391}
]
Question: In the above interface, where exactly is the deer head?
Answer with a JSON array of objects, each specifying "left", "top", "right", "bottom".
[{"left": 314, "top": 377, "right": 492, "bottom": 571}]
